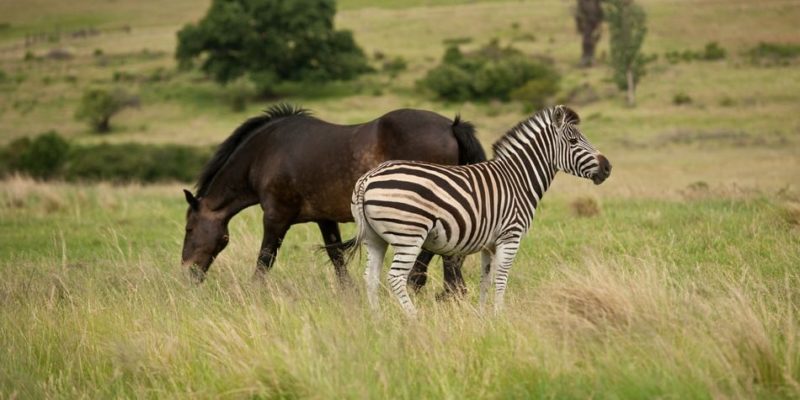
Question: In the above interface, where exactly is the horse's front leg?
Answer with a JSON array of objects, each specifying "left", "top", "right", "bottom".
[
  {"left": 317, "top": 220, "right": 352, "bottom": 285},
  {"left": 254, "top": 212, "right": 292, "bottom": 280}
]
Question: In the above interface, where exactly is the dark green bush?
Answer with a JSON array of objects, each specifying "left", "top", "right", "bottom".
[
  {"left": 419, "top": 40, "right": 560, "bottom": 103},
  {"left": 672, "top": 92, "right": 692, "bottom": 105},
  {"left": 0, "top": 132, "right": 212, "bottom": 183},
  {"left": 665, "top": 41, "right": 727, "bottom": 64},
  {"left": 747, "top": 42, "right": 800, "bottom": 65},
  {"left": 0, "top": 132, "right": 70, "bottom": 179},
  {"left": 700, "top": 42, "right": 726, "bottom": 60},
  {"left": 66, "top": 143, "right": 211, "bottom": 183}
]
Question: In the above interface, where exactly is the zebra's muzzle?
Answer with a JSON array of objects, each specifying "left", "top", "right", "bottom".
[{"left": 592, "top": 154, "right": 612, "bottom": 185}]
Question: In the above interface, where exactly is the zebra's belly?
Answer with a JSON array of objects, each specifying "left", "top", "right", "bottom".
[{"left": 422, "top": 221, "right": 486, "bottom": 256}]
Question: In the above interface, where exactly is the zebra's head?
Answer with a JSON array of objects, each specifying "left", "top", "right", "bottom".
[{"left": 550, "top": 105, "right": 611, "bottom": 185}]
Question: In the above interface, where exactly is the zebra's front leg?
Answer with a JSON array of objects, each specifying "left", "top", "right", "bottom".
[
  {"left": 493, "top": 239, "right": 521, "bottom": 314},
  {"left": 479, "top": 249, "right": 493, "bottom": 311},
  {"left": 387, "top": 243, "right": 425, "bottom": 317}
]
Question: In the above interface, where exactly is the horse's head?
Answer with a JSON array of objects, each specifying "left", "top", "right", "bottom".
[
  {"left": 181, "top": 189, "right": 229, "bottom": 282},
  {"left": 550, "top": 105, "right": 612, "bottom": 185}
]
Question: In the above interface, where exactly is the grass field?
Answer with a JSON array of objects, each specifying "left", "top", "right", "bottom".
[{"left": 1, "top": 0, "right": 800, "bottom": 398}]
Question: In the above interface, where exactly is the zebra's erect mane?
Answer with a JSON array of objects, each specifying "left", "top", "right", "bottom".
[{"left": 490, "top": 105, "right": 580, "bottom": 159}]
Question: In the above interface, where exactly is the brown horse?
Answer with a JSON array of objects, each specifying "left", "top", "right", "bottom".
[{"left": 181, "top": 104, "right": 486, "bottom": 292}]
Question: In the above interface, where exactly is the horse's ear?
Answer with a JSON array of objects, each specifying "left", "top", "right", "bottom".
[
  {"left": 183, "top": 189, "right": 199, "bottom": 211},
  {"left": 554, "top": 105, "right": 580, "bottom": 126}
]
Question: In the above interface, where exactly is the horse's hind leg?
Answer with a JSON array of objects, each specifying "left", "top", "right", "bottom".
[
  {"left": 438, "top": 255, "right": 467, "bottom": 300},
  {"left": 317, "top": 220, "right": 352, "bottom": 285},
  {"left": 408, "top": 250, "right": 434, "bottom": 291}
]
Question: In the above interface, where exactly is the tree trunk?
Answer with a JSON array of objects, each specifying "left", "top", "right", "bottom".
[
  {"left": 96, "top": 117, "right": 111, "bottom": 133},
  {"left": 576, "top": 0, "right": 604, "bottom": 68},
  {"left": 626, "top": 67, "right": 636, "bottom": 107},
  {"left": 579, "top": 31, "right": 597, "bottom": 67}
]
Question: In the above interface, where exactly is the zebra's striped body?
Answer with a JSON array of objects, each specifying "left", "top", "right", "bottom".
[{"left": 351, "top": 106, "right": 611, "bottom": 316}]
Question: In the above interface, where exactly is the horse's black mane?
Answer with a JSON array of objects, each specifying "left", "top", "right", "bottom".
[{"left": 195, "top": 103, "right": 310, "bottom": 197}]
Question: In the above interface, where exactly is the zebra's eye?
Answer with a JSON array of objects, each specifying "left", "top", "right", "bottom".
[{"left": 568, "top": 138, "right": 578, "bottom": 145}]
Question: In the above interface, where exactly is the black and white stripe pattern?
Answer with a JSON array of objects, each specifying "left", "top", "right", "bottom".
[{"left": 351, "top": 105, "right": 611, "bottom": 316}]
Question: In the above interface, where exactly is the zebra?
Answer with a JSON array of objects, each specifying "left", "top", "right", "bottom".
[{"left": 349, "top": 105, "right": 612, "bottom": 316}]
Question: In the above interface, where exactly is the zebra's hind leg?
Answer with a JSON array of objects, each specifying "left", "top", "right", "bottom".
[
  {"left": 387, "top": 242, "right": 425, "bottom": 317},
  {"left": 363, "top": 228, "right": 387, "bottom": 313},
  {"left": 479, "top": 249, "right": 494, "bottom": 311}
]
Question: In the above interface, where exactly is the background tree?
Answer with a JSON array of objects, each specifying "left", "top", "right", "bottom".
[
  {"left": 575, "top": 0, "right": 604, "bottom": 67},
  {"left": 74, "top": 88, "right": 139, "bottom": 133},
  {"left": 605, "top": 0, "right": 647, "bottom": 106},
  {"left": 176, "top": 0, "right": 371, "bottom": 95}
]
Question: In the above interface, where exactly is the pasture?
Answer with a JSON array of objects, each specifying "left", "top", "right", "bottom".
[{"left": 1, "top": 0, "right": 799, "bottom": 398}]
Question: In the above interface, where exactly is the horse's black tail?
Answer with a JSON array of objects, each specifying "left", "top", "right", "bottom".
[{"left": 452, "top": 115, "right": 487, "bottom": 165}]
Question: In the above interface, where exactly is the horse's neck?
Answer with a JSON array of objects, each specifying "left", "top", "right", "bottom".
[{"left": 202, "top": 175, "right": 260, "bottom": 218}]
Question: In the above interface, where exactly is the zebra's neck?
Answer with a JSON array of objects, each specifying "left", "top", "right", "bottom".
[{"left": 490, "top": 113, "right": 558, "bottom": 213}]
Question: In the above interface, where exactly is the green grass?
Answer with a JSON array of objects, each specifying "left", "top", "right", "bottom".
[{"left": 1, "top": 177, "right": 799, "bottom": 398}]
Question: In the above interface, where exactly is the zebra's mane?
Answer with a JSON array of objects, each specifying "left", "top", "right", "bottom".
[{"left": 490, "top": 105, "right": 579, "bottom": 159}]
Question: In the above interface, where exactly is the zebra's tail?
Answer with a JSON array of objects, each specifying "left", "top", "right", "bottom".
[
  {"left": 340, "top": 172, "right": 371, "bottom": 265},
  {"left": 452, "top": 115, "right": 487, "bottom": 165}
]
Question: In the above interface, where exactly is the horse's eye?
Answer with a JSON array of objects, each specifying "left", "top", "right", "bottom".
[{"left": 568, "top": 138, "right": 578, "bottom": 145}]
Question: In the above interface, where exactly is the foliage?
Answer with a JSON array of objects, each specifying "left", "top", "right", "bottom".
[
  {"left": 665, "top": 41, "right": 727, "bottom": 64},
  {"left": 672, "top": 92, "right": 692, "bottom": 105},
  {"left": 510, "top": 79, "right": 560, "bottom": 112},
  {"left": 605, "top": 0, "right": 647, "bottom": 106},
  {"left": 0, "top": 132, "right": 70, "bottom": 179},
  {"left": 74, "top": 88, "right": 138, "bottom": 133},
  {"left": 66, "top": 143, "right": 211, "bottom": 183},
  {"left": 747, "top": 42, "right": 800, "bottom": 65},
  {"left": 0, "top": 132, "right": 211, "bottom": 183},
  {"left": 419, "top": 40, "right": 560, "bottom": 103},
  {"left": 175, "top": 0, "right": 371, "bottom": 95},
  {"left": 381, "top": 56, "right": 408, "bottom": 77}
]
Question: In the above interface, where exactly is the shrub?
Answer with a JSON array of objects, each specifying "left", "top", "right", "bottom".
[
  {"left": 0, "top": 132, "right": 69, "bottom": 179},
  {"left": 382, "top": 56, "right": 407, "bottom": 77},
  {"left": 511, "top": 79, "right": 560, "bottom": 112},
  {"left": 673, "top": 92, "right": 692, "bottom": 105},
  {"left": 65, "top": 143, "right": 211, "bottom": 183},
  {"left": 74, "top": 88, "right": 139, "bottom": 133},
  {"left": 0, "top": 133, "right": 212, "bottom": 183},
  {"left": 747, "top": 42, "right": 800, "bottom": 65},
  {"left": 665, "top": 42, "right": 727, "bottom": 64},
  {"left": 700, "top": 41, "right": 726, "bottom": 60},
  {"left": 419, "top": 40, "right": 560, "bottom": 103}
]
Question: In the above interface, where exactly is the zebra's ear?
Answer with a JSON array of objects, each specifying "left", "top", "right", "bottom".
[{"left": 554, "top": 105, "right": 580, "bottom": 127}]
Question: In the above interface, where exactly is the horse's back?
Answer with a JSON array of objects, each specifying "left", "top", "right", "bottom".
[{"left": 372, "top": 109, "right": 460, "bottom": 165}]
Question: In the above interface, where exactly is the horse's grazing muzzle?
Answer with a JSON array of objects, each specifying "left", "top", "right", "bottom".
[
  {"left": 182, "top": 261, "right": 207, "bottom": 284},
  {"left": 592, "top": 154, "right": 612, "bottom": 185}
]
